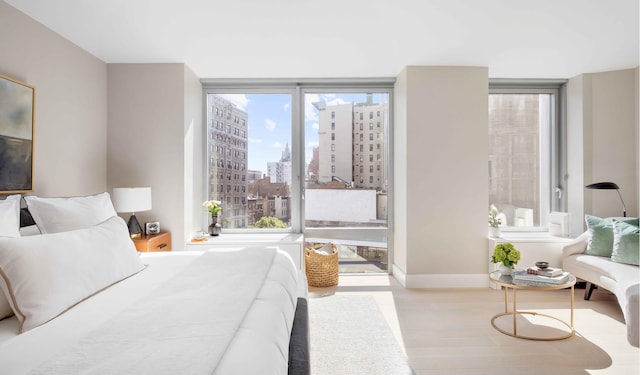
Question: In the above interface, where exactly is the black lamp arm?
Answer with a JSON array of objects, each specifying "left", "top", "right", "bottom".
[{"left": 615, "top": 189, "right": 627, "bottom": 217}]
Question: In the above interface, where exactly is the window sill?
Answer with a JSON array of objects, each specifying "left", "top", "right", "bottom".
[{"left": 490, "top": 231, "right": 575, "bottom": 243}]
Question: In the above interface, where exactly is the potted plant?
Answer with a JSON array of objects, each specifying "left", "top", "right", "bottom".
[
  {"left": 202, "top": 200, "right": 222, "bottom": 236},
  {"left": 488, "top": 204, "right": 502, "bottom": 237},
  {"left": 490, "top": 242, "right": 520, "bottom": 275}
]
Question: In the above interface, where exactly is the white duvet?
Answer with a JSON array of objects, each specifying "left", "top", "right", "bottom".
[{"left": 0, "top": 247, "right": 302, "bottom": 375}]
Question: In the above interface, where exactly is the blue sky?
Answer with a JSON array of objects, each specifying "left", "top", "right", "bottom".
[
  {"left": 217, "top": 93, "right": 292, "bottom": 175},
  {"left": 216, "top": 92, "right": 387, "bottom": 176}
]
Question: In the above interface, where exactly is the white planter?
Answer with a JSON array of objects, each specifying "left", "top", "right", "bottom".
[
  {"left": 488, "top": 226, "right": 501, "bottom": 238},
  {"left": 498, "top": 263, "right": 514, "bottom": 276}
]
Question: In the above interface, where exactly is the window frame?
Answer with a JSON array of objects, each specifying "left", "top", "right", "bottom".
[
  {"left": 201, "top": 78, "right": 395, "bottom": 237},
  {"left": 488, "top": 79, "right": 567, "bottom": 231},
  {"left": 201, "top": 86, "right": 298, "bottom": 232}
]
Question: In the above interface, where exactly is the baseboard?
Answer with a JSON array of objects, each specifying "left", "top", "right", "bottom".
[
  {"left": 392, "top": 265, "right": 490, "bottom": 288},
  {"left": 391, "top": 264, "right": 407, "bottom": 287}
]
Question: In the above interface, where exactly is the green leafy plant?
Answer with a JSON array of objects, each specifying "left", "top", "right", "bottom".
[
  {"left": 488, "top": 204, "right": 502, "bottom": 228},
  {"left": 202, "top": 200, "right": 222, "bottom": 216},
  {"left": 253, "top": 216, "right": 287, "bottom": 228},
  {"left": 490, "top": 243, "right": 520, "bottom": 267}
]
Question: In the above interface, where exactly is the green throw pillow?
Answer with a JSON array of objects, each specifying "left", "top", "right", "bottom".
[
  {"left": 585, "top": 215, "right": 615, "bottom": 256},
  {"left": 585, "top": 215, "right": 639, "bottom": 257},
  {"left": 611, "top": 220, "right": 640, "bottom": 266}
]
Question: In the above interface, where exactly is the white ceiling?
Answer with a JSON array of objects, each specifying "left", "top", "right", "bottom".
[{"left": 6, "top": 0, "right": 639, "bottom": 79}]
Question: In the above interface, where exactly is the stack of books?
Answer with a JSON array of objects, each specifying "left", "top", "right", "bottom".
[
  {"left": 526, "top": 266, "right": 563, "bottom": 277},
  {"left": 513, "top": 266, "right": 570, "bottom": 284}
]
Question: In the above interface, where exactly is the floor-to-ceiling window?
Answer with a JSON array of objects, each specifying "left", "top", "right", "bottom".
[
  {"left": 488, "top": 80, "right": 566, "bottom": 230},
  {"left": 203, "top": 80, "right": 393, "bottom": 273},
  {"left": 303, "top": 91, "right": 391, "bottom": 272}
]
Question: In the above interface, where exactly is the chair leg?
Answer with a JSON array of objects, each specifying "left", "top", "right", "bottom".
[{"left": 584, "top": 282, "right": 597, "bottom": 300}]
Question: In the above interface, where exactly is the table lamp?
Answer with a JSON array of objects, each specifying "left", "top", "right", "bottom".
[
  {"left": 585, "top": 182, "right": 626, "bottom": 217},
  {"left": 112, "top": 187, "right": 152, "bottom": 238}
]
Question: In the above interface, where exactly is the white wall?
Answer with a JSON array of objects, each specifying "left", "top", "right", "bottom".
[
  {"left": 393, "top": 66, "right": 489, "bottom": 288},
  {"left": 589, "top": 69, "right": 638, "bottom": 218},
  {"left": 107, "top": 64, "right": 202, "bottom": 250},
  {"left": 566, "top": 75, "right": 589, "bottom": 236},
  {"left": 183, "top": 65, "right": 204, "bottom": 241},
  {"left": 0, "top": 1, "right": 107, "bottom": 197},
  {"left": 0, "top": 2, "right": 204, "bottom": 250},
  {"left": 567, "top": 68, "right": 639, "bottom": 235},
  {"left": 392, "top": 69, "right": 409, "bottom": 278}
]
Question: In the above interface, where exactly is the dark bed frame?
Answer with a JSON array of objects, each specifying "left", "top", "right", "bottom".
[{"left": 288, "top": 298, "right": 310, "bottom": 375}]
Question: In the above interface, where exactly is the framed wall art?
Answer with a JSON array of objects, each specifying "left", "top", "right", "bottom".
[{"left": 0, "top": 73, "right": 35, "bottom": 193}]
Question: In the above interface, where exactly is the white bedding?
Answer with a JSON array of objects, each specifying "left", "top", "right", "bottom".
[{"left": 0, "top": 247, "right": 303, "bottom": 375}]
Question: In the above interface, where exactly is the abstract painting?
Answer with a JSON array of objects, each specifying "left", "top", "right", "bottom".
[{"left": 0, "top": 74, "right": 35, "bottom": 193}]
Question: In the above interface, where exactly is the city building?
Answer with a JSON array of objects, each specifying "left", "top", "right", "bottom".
[
  {"left": 353, "top": 98, "right": 388, "bottom": 190},
  {"left": 247, "top": 170, "right": 263, "bottom": 185},
  {"left": 267, "top": 143, "right": 292, "bottom": 186},
  {"left": 488, "top": 94, "right": 541, "bottom": 226},
  {"left": 315, "top": 102, "right": 353, "bottom": 185},
  {"left": 313, "top": 98, "right": 388, "bottom": 190},
  {"left": 207, "top": 95, "right": 249, "bottom": 229},
  {"left": 307, "top": 147, "right": 319, "bottom": 183},
  {"left": 247, "top": 176, "right": 291, "bottom": 226}
]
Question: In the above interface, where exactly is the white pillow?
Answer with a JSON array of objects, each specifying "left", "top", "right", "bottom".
[
  {"left": 0, "top": 194, "right": 21, "bottom": 238},
  {"left": 24, "top": 192, "right": 117, "bottom": 234},
  {"left": 18, "top": 225, "right": 41, "bottom": 236},
  {"left": 0, "top": 195, "right": 20, "bottom": 320},
  {"left": 0, "top": 216, "right": 144, "bottom": 332}
]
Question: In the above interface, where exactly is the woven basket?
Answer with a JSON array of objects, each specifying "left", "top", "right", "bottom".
[{"left": 305, "top": 244, "right": 339, "bottom": 287}]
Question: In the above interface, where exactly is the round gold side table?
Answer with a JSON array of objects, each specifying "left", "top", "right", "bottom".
[{"left": 489, "top": 271, "right": 576, "bottom": 341}]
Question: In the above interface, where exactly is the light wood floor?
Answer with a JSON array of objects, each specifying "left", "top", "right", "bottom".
[{"left": 309, "top": 275, "right": 640, "bottom": 375}]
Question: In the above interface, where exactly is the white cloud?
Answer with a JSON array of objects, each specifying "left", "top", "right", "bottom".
[
  {"left": 327, "top": 97, "right": 347, "bottom": 106},
  {"left": 248, "top": 138, "right": 263, "bottom": 143},
  {"left": 283, "top": 102, "right": 290, "bottom": 112},
  {"left": 304, "top": 93, "right": 351, "bottom": 123},
  {"left": 265, "top": 119, "right": 276, "bottom": 132},
  {"left": 304, "top": 93, "right": 320, "bottom": 123},
  {"left": 272, "top": 141, "right": 282, "bottom": 149},
  {"left": 218, "top": 94, "right": 250, "bottom": 111},
  {"left": 311, "top": 122, "right": 319, "bottom": 130},
  {"left": 307, "top": 141, "right": 319, "bottom": 148}
]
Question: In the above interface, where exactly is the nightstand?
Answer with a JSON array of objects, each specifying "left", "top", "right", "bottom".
[{"left": 132, "top": 232, "right": 172, "bottom": 252}]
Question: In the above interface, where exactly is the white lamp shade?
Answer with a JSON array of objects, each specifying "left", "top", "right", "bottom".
[{"left": 112, "top": 187, "right": 152, "bottom": 213}]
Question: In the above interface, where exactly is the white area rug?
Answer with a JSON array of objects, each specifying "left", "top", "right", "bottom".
[{"left": 309, "top": 295, "right": 414, "bottom": 375}]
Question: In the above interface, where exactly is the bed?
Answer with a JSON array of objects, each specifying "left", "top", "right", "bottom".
[{"left": 0, "top": 193, "right": 310, "bottom": 374}]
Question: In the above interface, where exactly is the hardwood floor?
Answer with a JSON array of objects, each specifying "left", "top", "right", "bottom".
[{"left": 309, "top": 275, "right": 640, "bottom": 375}]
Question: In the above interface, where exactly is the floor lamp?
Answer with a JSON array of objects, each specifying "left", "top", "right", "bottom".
[{"left": 585, "top": 182, "right": 626, "bottom": 217}]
